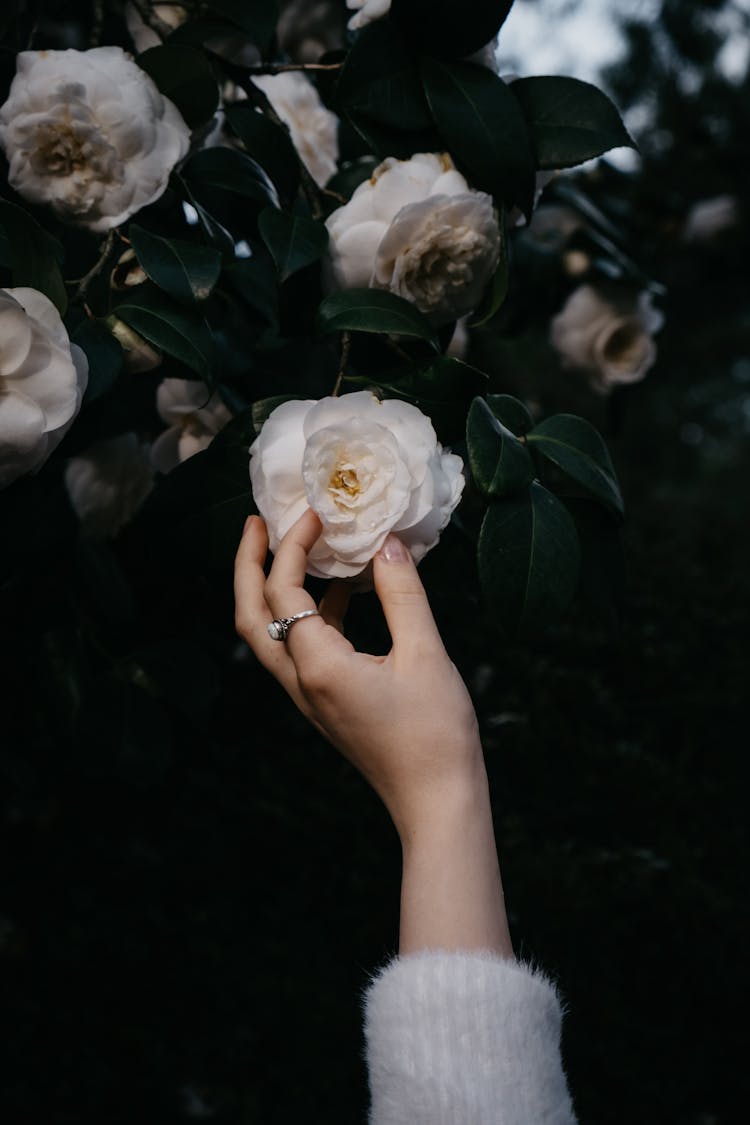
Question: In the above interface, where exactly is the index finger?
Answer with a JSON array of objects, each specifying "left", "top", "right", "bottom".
[{"left": 264, "top": 508, "right": 352, "bottom": 666}]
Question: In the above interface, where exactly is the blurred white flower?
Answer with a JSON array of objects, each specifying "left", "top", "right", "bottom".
[
  {"left": 682, "top": 194, "right": 741, "bottom": 243},
  {"left": 65, "top": 433, "right": 154, "bottom": 537},
  {"left": 550, "top": 285, "right": 664, "bottom": 393},
  {"left": 0, "top": 47, "right": 190, "bottom": 231},
  {"left": 125, "top": 2, "right": 188, "bottom": 53},
  {"left": 346, "top": 0, "right": 391, "bottom": 31},
  {"left": 326, "top": 152, "right": 500, "bottom": 323},
  {"left": 278, "top": 0, "right": 345, "bottom": 62},
  {"left": 0, "top": 287, "right": 88, "bottom": 488},
  {"left": 152, "top": 377, "right": 232, "bottom": 473},
  {"left": 251, "top": 71, "right": 339, "bottom": 187},
  {"left": 249, "top": 391, "right": 464, "bottom": 578}
]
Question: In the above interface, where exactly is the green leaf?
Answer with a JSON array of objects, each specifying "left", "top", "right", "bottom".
[
  {"left": 129, "top": 224, "right": 221, "bottom": 304},
  {"left": 177, "top": 175, "right": 235, "bottom": 255},
  {"left": 526, "top": 413, "right": 624, "bottom": 516},
  {"left": 477, "top": 482, "right": 581, "bottom": 634},
  {"left": 115, "top": 290, "right": 213, "bottom": 377},
  {"left": 467, "top": 397, "right": 535, "bottom": 497},
  {"left": 510, "top": 77, "right": 635, "bottom": 170},
  {"left": 258, "top": 208, "right": 329, "bottom": 282},
  {"left": 72, "top": 319, "right": 124, "bottom": 404},
  {"left": 391, "top": 0, "right": 514, "bottom": 59},
  {"left": 0, "top": 199, "right": 67, "bottom": 314},
  {"left": 206, "top": 0, "right": 278, "bottom": 46},
  {"left": 224, "top": 104, "right": 300, "bottom": 201},
  {"left": 421, "top": 58, "right": 536, "bottom": 216},
  {"left": 325, "top": 157, "right": 380, "bottom": 200},
  {"left": 467, "top": 215, "right": 508, "bottom": 326},
  {"left": 137, "top": 44, "right": 219, "bottom": 128},
  {"left": 316, "top": 289, "right": 440, "bottom": 350},
  {"left": 223, "top": 257, "right": 279, "bottom": 330},
  {"left": 338, "top": 19, "right": 433, "bottom": 132},
  {"left": 358, "top": 356, "right": 487, "bottom": 444},
  {"left": 184, "top": 147, "right": 279, "bottom": 208},
  {"left": 485, "top": 394, "right": 534, "bottom": 436}
]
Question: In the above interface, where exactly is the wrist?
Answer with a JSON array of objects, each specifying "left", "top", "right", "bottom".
[{"left": 393, "top": 746, "right": 491, "bottom": 851}]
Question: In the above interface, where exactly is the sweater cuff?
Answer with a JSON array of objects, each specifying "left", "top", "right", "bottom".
[{"left": 363, "top": 950, "right": 577, "bottom": 1125}]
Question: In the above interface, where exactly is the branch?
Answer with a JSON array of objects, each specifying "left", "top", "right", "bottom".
[
  {"left": 332, "top": 332, "right": 351, "bottom": 397},
  {"left": 67, "top": 230, "right": 118, "bottom": 303}
]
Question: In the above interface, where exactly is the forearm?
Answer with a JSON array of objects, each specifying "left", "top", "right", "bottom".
[{"left": 397, "top": 751, "right": 514, "bottom": 958}]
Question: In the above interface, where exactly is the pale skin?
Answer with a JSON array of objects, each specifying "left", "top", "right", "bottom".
[{"left": 234, "top": 508, "right": 514, "bottom": 959}]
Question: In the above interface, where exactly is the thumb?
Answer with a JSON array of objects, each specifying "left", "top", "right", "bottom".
[{"left": 372, "top": 534, "right": 443, "bottom": 654}]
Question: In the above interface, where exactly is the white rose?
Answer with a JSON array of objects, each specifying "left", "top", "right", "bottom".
[
  {"left": 550, "top": 285, "right": 664, "bottom": 393},
  {"left": 346, "top": 0, "right": 391, "bottom": 31},
  {"left": 151, "top": 377, "right": 232, "bottom": 473},
  {"left": 251, "top": 71, "right": 339, "bottom": 188},
  {"left": 326, "top": 152, "right": 500, "bottom": 323},
  {"left": 249, "top": 391, "right": 464, "bottom": 578},
  {"left": 0, "top": 47, "right": 190, "bottom": 232},
  {"left": 64, "top": 433, "right": 154, "bottom": 538},
  {"left": 0, "top": 287, "right": 88, "bottom": 488}
]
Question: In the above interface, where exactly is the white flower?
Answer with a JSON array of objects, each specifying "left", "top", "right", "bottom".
[
  {"left": 251, "top": 71, "right": 339, "bottom": 188},
  {"left": 326, "top": 152, "right": 500, "bottom": 323},
  {"left": 64, "top": 433, "right": 154, "bottom": 537},
  {"left": 125, "top": 2, "right": 188, "bottom": 53},
  {"left": 0, "top": 287, "right": 88, "bottom": 488},
  {"left": 346, "top": 0, "right": 391, "bottom": 31},
  {"left": 0, "top": 47, "right": 190, "bottom": 232},
  {"left": 249, "top": 391, "right": 464, "bottom": 578},
  {"left": 682, "top": 194, "right": 740, "bottom": 243},
  {"left": 152, "top": 377, "right": 232, "bottom": 473},
  {"left": 550, "top": 285, "right": 664, "bottom": 393}
]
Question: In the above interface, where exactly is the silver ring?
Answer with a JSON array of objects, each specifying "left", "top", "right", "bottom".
[{"left": 267, "top": 609, "right": 321, "bottom": 642}]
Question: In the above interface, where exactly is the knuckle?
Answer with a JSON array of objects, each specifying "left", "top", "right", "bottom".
[{"left": 297, "top": 657, "right": 336, "bottom": 699}]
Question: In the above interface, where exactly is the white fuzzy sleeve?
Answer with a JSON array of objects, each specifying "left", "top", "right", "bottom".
[{"left": 363, "top": 951, "right": 578, "bottom": 1124}]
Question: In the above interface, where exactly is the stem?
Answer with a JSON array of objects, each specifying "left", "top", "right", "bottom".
[
  {"left": 68, "top": 230, "right": 118, "bottom": 303},
  {"left": 90, "top": 0, "right": 104, "bottom": 46},
  {"left": 243, "top": 62, "right": 344, "bottom": 74},
  {"left": 331, "top": 332, "right": 351, "bottom": 397}
]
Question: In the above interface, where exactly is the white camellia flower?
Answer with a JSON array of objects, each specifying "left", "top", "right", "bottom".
[
  {"left": 550, "top": 285, "right": 664, "bottom": 393},
  {"left": 0, "top": 287, "right": 88, "bottom": 489},
  {"left": 249, "top": 391, "right": 464, "bottom": 578},
  {"left": 326, "top": 152, "right": 500, "bottom": 323},
  {"left": 251, "top": 71, "right": 339, "bottom": 188},
  {"left": 152, "top": 377, "right": 232, "bottom": 473},
  {"left": 346, "top": 0, "right": 391, "bottom": 31},
  {"left": 0, "top": 47, "right": 190, "bottom": 232},
  {"left": 65, "top": 433, "right": 154, "bottom": 538}
]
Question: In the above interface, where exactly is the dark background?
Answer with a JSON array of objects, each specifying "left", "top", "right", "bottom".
[{"left": 2, "top": 1, "right": 748, "bottom": 1122}]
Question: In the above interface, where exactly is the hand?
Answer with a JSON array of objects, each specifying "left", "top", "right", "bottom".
[{"left": 233, "top": 509, "right": 484, "bottom": 841}]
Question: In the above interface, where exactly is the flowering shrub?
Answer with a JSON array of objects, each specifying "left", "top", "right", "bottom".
[{"left": 0, "top": 0, "right": 662, "bottom": 747}]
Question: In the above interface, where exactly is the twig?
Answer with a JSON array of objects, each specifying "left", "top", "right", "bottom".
[
  {"left": 68, "top": 230, "right": 117, "bottom": 303},
  {"left": 331, "top": 332, "right": 351, "bottom": 397},
  {"left": 243, "top": 62, "right": 344, "bottom": 74}
]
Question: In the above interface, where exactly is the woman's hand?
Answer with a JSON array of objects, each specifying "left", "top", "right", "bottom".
[
  {"left": 234, "top": 508, "right": 513, "bottom": 956},
  {"left": 233, "top": 509, "right": 484, "bottom": 841}
]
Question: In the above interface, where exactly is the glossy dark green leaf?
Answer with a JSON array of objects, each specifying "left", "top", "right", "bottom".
[
  {"left": 73, "top": 318, "right": 124, "bottom": 404},
  {"left": 0, "top": 199, "right": 67, "bottom": 314},
  {"left": 224, "top": 104, "right": 301, "bottom": 200},
  {"left": 391, "top": 0, "right": 513, "bottom": 59},
  {"left": 258, "top": 209, "right": 328, "bottom": 282},
  {"left": 337, "top": 19, "right": 433, "bottom": 131},
  {"left": 184, "top": 147, "right": 279, "bottom": 208},
  {"left": 325, "top": 156, "right": 380, "bottom": 200},
  {"left": 223, "top": 256, "right": 279, "bottom": 329},
  {"left": 477, "top": 482, "right": 581, "bottom": 633},
  {"left": 115, "top": 290, "right": 213, "bottom": 377},
  {"left": 510, "top": 77, "right": 635, "bottom": 170},
  {"left": 467, "top": 397, "right": 535, "bottom": 497},
  {"left": 526, "top": 413, "right": 624, "bottom": 515},
  {"left": 467, "top": 215, "right": 508, "bottom": 326},
  {"left": 421, "top": 58, "right": 536, "bottom": 216},
  {"left": 355, "top": 356, "right": 487, "bottom": 444},
  {"left": 485, "top": 394, "right": 534, "bottom": 436},
  {"left": 207, "top": 0, "right": 278, "bottom": 45},
  {"left": 316, "top": 289, "right": 440, "bottom": 350},
  {"left": 176, "top": 175, "right": 235, "bottom": 255},
  {"left": 344, "top": 112, "right": 440, "bottom": 161},
  {"left": 137, "top": 44, "right": 219, "bottom": 128},
  {"left": 130, "top": 224, "right": 221, "bottom": 304}
]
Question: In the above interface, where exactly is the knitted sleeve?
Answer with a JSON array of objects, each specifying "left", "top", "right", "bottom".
[{"left": 362, "top": 951, "right": 578, "bottom": 1125}]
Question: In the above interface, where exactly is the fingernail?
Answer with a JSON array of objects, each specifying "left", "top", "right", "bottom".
[{"left": 378, "top": 534, "right": 408, "bottom": 563}]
